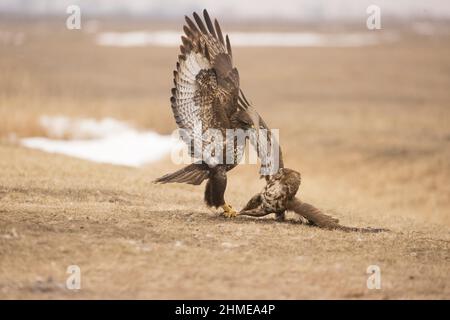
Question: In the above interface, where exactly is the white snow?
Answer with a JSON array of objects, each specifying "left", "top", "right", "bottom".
[
  {"left": 21, "top": 116, "right": 178, "bottom": 167},
  {"left": 96, "top": 31, "right": 394, "bottom": 48},
  {"left": 39, "top": 116, "right": 132, "bottom": 139}
]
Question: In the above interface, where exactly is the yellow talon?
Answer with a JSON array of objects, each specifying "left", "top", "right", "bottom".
[{"left": 222, "top": 203, "right": 237, "bottom": 218}]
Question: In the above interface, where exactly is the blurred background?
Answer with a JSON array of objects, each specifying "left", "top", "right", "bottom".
[
  {"left": 2, "top": 0, "right": 450, "bottom": 21},
  {"left": 1, "top": 0, "right": 449, "bottom": 225},
  {"left": 1, "top": 0, "right": 450, "bottom": 300}
]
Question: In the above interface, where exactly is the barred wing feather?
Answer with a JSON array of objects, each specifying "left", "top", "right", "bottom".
[{"left": 170, "top": 10, "right": 240, "bottom": 161}]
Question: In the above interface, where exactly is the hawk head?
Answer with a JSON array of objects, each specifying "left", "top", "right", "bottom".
[{"left": 231, "top": 108, "right": 255, "bottom": 130}]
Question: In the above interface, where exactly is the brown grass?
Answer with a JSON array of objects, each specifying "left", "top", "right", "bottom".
[{"left": 0, "top": 20, "right": 449, "bottom": 299}]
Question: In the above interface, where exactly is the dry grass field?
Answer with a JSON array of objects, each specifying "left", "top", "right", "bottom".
[{"left": 0, "top": 20, "right": 449, "bottom": 299}]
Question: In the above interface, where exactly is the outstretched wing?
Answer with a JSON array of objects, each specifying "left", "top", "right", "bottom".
[
  {"left": 171, "top": 10, "right": 241, "bottom": 161},
  {"left": 238, "top": 90, "right": 284, "bottom": 176}
]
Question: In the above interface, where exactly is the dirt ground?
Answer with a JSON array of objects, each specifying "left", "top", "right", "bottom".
[{"left": 0, "top": 20, "right": 449, "bottom": 299}]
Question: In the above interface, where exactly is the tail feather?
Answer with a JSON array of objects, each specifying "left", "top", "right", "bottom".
[
  {"left": 286, "top": 198, "right": 388, "bottom": 233},
  {"left": 287, "top": 198, "right": 339, "bottom": 229},
  {"left": 153, "top": 164, "right": 209, "bottom": 186}
]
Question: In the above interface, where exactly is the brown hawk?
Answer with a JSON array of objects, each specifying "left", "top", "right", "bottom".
[
  {"left": 154, "top": 10, "right": 277, "bottom": 217},
  {"left": 239, "top": 168, "right": 387, "bottom": 232}
]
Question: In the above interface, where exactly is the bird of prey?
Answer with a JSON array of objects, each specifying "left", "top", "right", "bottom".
[
  {"left": 154, "top": 10, "right": 268, "bottom": 217},
  {"left": 239, "top": 168, "right": 387, "bottom": 232}
]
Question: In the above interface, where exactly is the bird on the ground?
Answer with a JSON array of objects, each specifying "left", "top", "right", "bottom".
[{"left": 239, "top": 168, "right": 388, "bottom": 232}]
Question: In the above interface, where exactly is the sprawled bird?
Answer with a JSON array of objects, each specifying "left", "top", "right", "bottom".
[
  {"left": 154, "top": 10, "right": 273, "bottom": 217},
  {"left": 239, "top": 168, "right": 388, "bottom": 232}
]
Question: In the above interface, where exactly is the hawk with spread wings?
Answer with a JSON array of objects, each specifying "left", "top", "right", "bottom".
[{"left": 154, "top": 10, "right": 280, "bottom": 217}]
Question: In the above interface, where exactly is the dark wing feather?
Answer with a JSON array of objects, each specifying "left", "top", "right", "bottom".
[
  {"left": 182, "top": 10, "right": 239, "bottom": 105},
  {"left": 226, "top": 35, "right": 232, "bottom": 57},
  {"left": 203, "top": 10, "right": 217, "bottom": 38},
  {"left": 193, "top": 12, "right": 208, "bottom": 34},
  {"left": 238, "top": 89, "right": 285, "bottom": 175}
]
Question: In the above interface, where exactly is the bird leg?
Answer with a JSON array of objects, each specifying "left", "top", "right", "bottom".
[
  {"left": 239, "top": 208, "right": 272, "bottom": 217},
  {"left": 222, "top": 203, "right": 237, "bottom": 218},
  {"left": 242, "top": 193, "right": 262, "bottom": 211}
]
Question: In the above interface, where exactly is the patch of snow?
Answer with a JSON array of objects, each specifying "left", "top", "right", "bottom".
[
  {"left": 21, "top": 116, "right": 178, "bottom": 167},
  {"left": 39, "top": 116, "right": 132, "bottom": 139},
  {"left": 221, "top": 242, "right": 240, "bottom": 249},
  {"left": 174, "top": 240, "right": 183, "bottom": 247},
  {"left": 96, "top": 31, "right": 396, "bottom": 48},
  {"left": 97, "top": 31, "right": 179, "bottom": 47}
]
